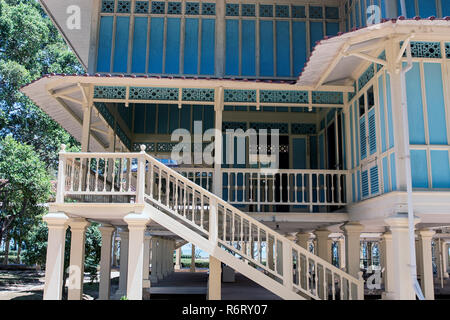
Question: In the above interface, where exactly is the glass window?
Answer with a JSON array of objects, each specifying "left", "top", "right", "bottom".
[{"left": 359, "top": 94, "right": 365, "bottom": 116}]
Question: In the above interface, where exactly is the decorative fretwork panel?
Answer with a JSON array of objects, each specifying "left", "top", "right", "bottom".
[
  {"left": 309, "top": 6, "right": 323, "bottom": 19},
  {"left": 445, "top": 43, "right": 450, "bottom": 58},
  {"left": 226, "top": 3, "right": 239, "bottom": 16},
  {"left": 222, "top": 122, "right": 248, "bottom": 131},
  {"left": 325, "top": 6, "right": 339, "bottom": 19},
  {"left": 291, "top": 123, "right": 316, "bottom": 135},
  {"left": 259, "top": 90, "right": 308, "bottom": 104},
  {"left": 403, "top": 41, "right": 442, "bottom": 59},
  {"left": 101, "top": 0, "right": 115, "bottom": 13},
  {"left": 275, "top": 5, "right": 289, "bottom": 18},
  {"left": 151, "top": 1, "right": 166, "bottom": 14},
  {"left": 167, "top": 2, "right": 182, "bottom": 14},
  {"left": 135, "top": 1, "right": 149, "bottom": 13},
  {"left": 241, "top": 4, "right": 256, "bottom": 17},
  {"left": 185, "top": 2, "right": 199, "bottom": 15},
  {"left": 291, "top": 5, "right": 306, "bottom": 18},
  {"left": 129, "top": 87, "right": 179, "bottom": 100},
  {"left": 250, "top": 123, "right": 289, "bottom": 134},
  {"left": 94, "top": 86, "right": 127, "bottom": 99},
  {"left": 157, "top": 142, "right": 178, "bottom": 152},
  {"left": 224, "top": 89, "right": 257, "bottom": 103},
  {"left": 117, "top": 1, "right": 131, "bottom": 13},
  {"left": 259, "top": 4, "right": 273, "bottom": 17},
  {"left": 348, "top": 82, "right": 356, "bottom": 101},
  {"left": 311, "top": 91, "right": 343, "bottom": 104},
  {"left": 133, "top": 143, "right": 156, "bottom": 152},
  {"left": 202, "top": 3, "right": 216, "bottom": 15},
  {"left": 358, "top": 64, "right": 374, "bottom": 91},
  {"left": 182, "top": 88, "right": 215, "bottom": 102}
]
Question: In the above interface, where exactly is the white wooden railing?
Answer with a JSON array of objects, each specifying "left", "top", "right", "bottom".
[{"left": 55, "top": 146, "right": 363, "bottom": 300}]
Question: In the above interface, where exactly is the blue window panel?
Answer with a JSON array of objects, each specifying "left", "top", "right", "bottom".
[
  {"left": 168, "top": 104, "right": 180, "bottom": 132},
  {"left": 131, "top": 17, "right": 148, "bottom": 73},
  {"left": 443, "top": 0, "right": 450, "bottom": 17},
  {"left": 113, "top": 17, "right": 130, "bottom": 73},
  {"left": 203, "top": 106, "right": 214, "bottom": 131},
  {"left": 370, "top": 166, "right": 379, "bottom": 195},
  {"left": 386, "top": 74, "right": 395, "bottom": 149},
  {"left": 418, "top": 0, "right": 436, "bottom": 18},
  {"left": 355, "top": 1, "right": 360, "bottom": 28},
  {"left": 225, "top": 19, "right": 239, "bottom": 75},
  {"left": 354, "top": 101, "right": 360, "bottom": 166},
  {"left": 360, "top": 0, "right": 366, "bottom": 26},
  {"left": 360, "top": 117, "right": 367, "bottom": 160},
  {"left": 411, "top": 150, "right": 429, "bottom": 188},
  {"left": 400, "top": 0, "right": 416, "bottom": 18},
  {"left": 310, "top": 136, "right": 317, "bottom": 169},
  {"left": 326, "top": 22, "right": 339, "bottom": 36},
  {"left": 380, "top": 0, "right": 386, "bottom": 18},
  {"left": 241, "top": 20, "right": 256, "bottom": 76},
  {"left": 260, "top": 20, "right": 274, "bottom": 76},
  {"left": 200, "top": 19, "right": 215, "bottom": 75},
  {"left": 430, "top": 150, "right": 450, "bottom": 188},
  {"left": 361, "top": 170, "right": 369, "bottom": 198},
  {"left": 405, "top": 63, "right": 426, "bottom": 144},
  {"left": 97, "top": 16, "right": 114, "bottom": 72},
  {"left": 357, "top": 170, "right": 361, "bottom": 200},
  {"left": 350, "top": 104, "right": 355, "bottom": 168},
  {"left": 378, "top": 76, "right": 387, "bottom": 152},
  {"left": 390, "top": 152, "right": 397, "bottom": 190},
  {"left": 134, "top": 104, "right": 145, "bottom": 133},
  {"left": 424, "top": 63, "right": 448, "bottom": 145},
  {"left": 148, "top": 18, "right": 164, "bottom": 73},
  {"left": 165, "top": 18, "right": 181, "bottom": 74},
  {"left": 293, "top": 138, "right": 307, "bottom": 169},
  {"left": 145, "top": 104, "right": 157, "bottom": 134},
  {"left": 276, "top": 21, "right": 291, "bottom": 77},
  {"left": 342, "top": 114, "right": 347, "bottom": 170},
  {"left": 157, "top": 104, "right": 169, "bottom": 134},
  {"left": 180, "top": 105, "right": 191, "bottom": 131},
  {"left": 292, "top": 21, "right": 306, "bottom": 76},
  {"left": 183, "top": 18, "right": 199, "bottom": 74},
  {"left": 368, "top": 108, "right": 377, "bottom": 155},
  {"left": 352, "top": 173, "right": 356, "bottom": 202},
  {"left": 319, "top": 133, "right": 325, "bottom": 169},
  {"left": 118, "top": 103, "right": 132, "bottom": 128},
  {"left": 310, "top": 22, "right": 323, "bottom": 52},
  {"left": 382, "top": 156, "right": 390, "bottom": 193},
  {"left": 350, "top": 9, "right": 354, "bottom": 29}
]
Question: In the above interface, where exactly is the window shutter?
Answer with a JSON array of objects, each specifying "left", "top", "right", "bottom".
[{"left": 368, "top": 108, "right": 377, "bottom": 155}]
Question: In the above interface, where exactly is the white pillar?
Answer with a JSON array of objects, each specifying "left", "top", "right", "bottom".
[
  {"left": 161, "top": 239, "right": 168, "bottom": 277},
  {"left": 295, "top": 232, "right": 310, "bottom": 250},
  {"left": 339, "top": 237, "right": 346, "bottom": 269},
  {"left": 81, "top": 103, "right": 92, "bottom": 152},
  {"left": 340, "top": 222, "right": 363, "bottom": 278},
  {"left": 99, "top": 225, "right": 115, "bottom": 300},
  {"left": 156, "top": 238, "right": 163, "bottom": 280},
  {"left": 112, "top": 232, "right": 118, "bottom": 267},
  {"left": 314, "top": 229, "right": 331, "bottom": 263},
  {"left": 381, "top": 231, "right": 395, "bottom": 299},
  {"left": 124, "top": 212, "right": 150, "bottom": 300},
  {"left": 116, "top": 230, "right": 129, "bottom": 298},
  {"left": 190, "top": 244, "right": 196, "bottom": 272},
  {"left": 43, "top": 213, "right": 69, "bottom": 300},
  {"left": 208, "top": 256, "right": 222, "bottom": 300},
  {"left": 175, "top": 247, "right": 182, "bottom": 270},
  {"left": 150, "top": 237, "right": 158, "bottom": 283},
  {"left": 213, "top": 91, "right": 223, "bottom": 197},
  {"left": 442, "top": 241, "right": 449, "bottom": 278},
  {"left": 143, "top": 234, "right": 151, "bottom": 290},
  {"left": 385, "top": 214, "right": 420, "bottom": 300},
  {"left": 67, "top": 219, "right": 89, "bottom": 300},
  {"left": 417, "top": 230, "right": 435, "bottom": 300}
]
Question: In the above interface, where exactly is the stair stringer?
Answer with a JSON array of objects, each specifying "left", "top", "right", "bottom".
[{"left": 144, "top": 204, "right": 303, "bottom": 300}]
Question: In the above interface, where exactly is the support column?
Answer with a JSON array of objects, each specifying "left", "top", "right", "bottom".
[
  {"left": 314, "top": 229, "right": 331, "bottom": 263},
  {"left": 381, "top": 231, "right": 395, "bottom": 300},
  {"left": 295, "top": 232, "right": 310, "bottom": 250},
  {"left": 208, "top": 256, "right": 222, "bottom": 300},
  {"left": 175, "top": 247, "right": 182, "bottom": 270},
  {"left": 161, "top": 239, "right": 168, "bottom": 277},
  {"left": 340, "top": 222, "right": 364, "bottom": 278},
  {"left": 99, "top": 225, "right": 115, "bottom": 300},
  {"left": 112, "top": 232, "right": 118, "bottom": 267},
  {"left": 156, "top": 238, "right": 163, "bottom": 280},
  {"left": 213, "top": 88, "right": 223, "bottom": 197},
  {"left": 67, "top": 219, "right": 89, "bottom": 300},
  {"left": 43, "top": 213, "right": 69, "bottom": 300},
  {"left": 385, "top": 214, "right": 420, "bottom": 300},
  {"left": 442, "top": 241, "right": 449, "bottom": 279},
  {"left": 170, "top": 240, "right": 175, "bottom": 273},
  {"left": 190, "top": 244, "right": 196, "bottom": 272},
  {"left": 339, "top": 237, "right": 346, "bottom": 269},
  {"left": 150, "top": 237, "right": 159, "bottom": 283},
  {"left": 81, "top": 103, "right": 92, "bottom": 152},
  {"left": 116, "top": 230, "right": 129, "bottom": 298},
  {"left": 143, "top": 234, "right": 151, "bottom": 293},
  {"left": 124, "top": 212, "right": 150, "bottom": 300},
  {"left": 417, "top": 230, "right": 435, "bottom": 300}
]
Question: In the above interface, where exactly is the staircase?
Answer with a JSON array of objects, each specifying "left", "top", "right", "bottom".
[{"left": 59, "top": 148, "right": 364, "bottom": 300}]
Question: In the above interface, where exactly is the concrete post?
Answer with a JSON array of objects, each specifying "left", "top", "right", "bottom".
[
  {"left": 175, "top": 247, "right": 182, "bottom": 270},
  {"left": 208, "top": 256, "right": 222, "bottom": 300},
  {"left": 43, "top": 213, "right": 69, "bottom": 300},
  {"left": 340, "top": 222, "right": 364, "bottom": 278},
  {"left": 190, "top": 244, "right": 196, "bottom": 272},
  {"left": 385, "top": 214, "right": 420, "bottom": 300},
  {"left": 381, "top": 232, "right": 395, "bottom": 299},
  {"left": 156, "top": 238, "right": 163, "bottom": 280},
  {"left": 150, "top": 237, "right": 158, "bottom": 283},
  {"left": 124, "top": 212, "right": 150, "bottom": 300},
  {"left": 417, "top": 230, "right": 435, "bottom": 300},
  {"left": 314, "top": 229, "right": 331, "bottom": 263},
  {"left": 98, "top": 225, "right": 115, "bottom": 300},
  {"left": 67, "top": 219, "right": 90, "bottom": 300},
  {"left": 116, "top": 230, "right": 129, "bottom": 298},
  {"left": 295, "top": 232, "right": 310, "bottom": 249},
  {"left": 339, "top": 237, "right": 346, "bottom": 269},
  {"left": 143, "top": 234, "right": 151, "bottom": 290}
]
